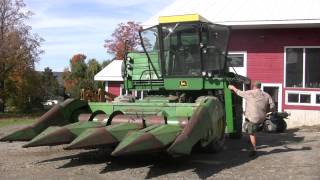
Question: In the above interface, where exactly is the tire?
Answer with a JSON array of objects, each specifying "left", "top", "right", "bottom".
[
  {"left": 276, "top": 119, "right": 287, "bottom": 133},
  {"left": 263, "top": 120, "right": 277, "bottom": 133},
  {"left": 202, "top": 117, "right": 226, "bottom": 153}
]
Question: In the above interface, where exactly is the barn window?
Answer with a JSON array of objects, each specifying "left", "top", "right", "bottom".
[{"left": 285, "top": 47, "right": 320, "bottom": 88}]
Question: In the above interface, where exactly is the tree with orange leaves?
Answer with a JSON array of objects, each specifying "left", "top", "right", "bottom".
[
  {"left": 63, "top": 54, "right": 104, "bottom": 98},
  {"left": 0, "top": 0, "right": 43, "bottom": 112},
  {"left": 104, "top": 21, "right": 141, "bottom": 60},
  {"left": 63, "top": 54, "right": 87, "bottom": 98}
]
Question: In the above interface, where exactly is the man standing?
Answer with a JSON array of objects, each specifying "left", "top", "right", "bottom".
[{"left": 228, "top": 81, "right": 275, "bottom": 157}]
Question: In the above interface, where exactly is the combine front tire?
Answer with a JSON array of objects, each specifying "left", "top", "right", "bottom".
[{"left": 203, "top": 117, "right": 226, "bottom": 153}]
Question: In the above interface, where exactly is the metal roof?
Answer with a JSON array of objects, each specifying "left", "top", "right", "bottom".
[
  {"left": 143, "top": 0, "right": 320, "bottom": 29},
  {"left": 94, "top": 60, "right": 123, "bottom": 81}
]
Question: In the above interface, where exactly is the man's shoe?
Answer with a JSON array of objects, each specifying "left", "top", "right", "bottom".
[{"left": 248, "top": 150, "right": 257, "bottom": 157}]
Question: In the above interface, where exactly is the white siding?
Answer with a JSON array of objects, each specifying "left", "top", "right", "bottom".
[
  {"left": 284, "top": 109, "right": 320, "bottom": 128},
  {"left": 143, "top": 0, "right": 320, "bottom": 28}
]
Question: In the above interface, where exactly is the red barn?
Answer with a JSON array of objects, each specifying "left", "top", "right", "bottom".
[
  {"left": 94, "top": 60, "right": 124, "bottom": 96},
  {"left": 94, "top": 60, "right": 144, "bottom": 98},
  {"left": 96, "top": 0, "right": 320, "bottom": 128}
]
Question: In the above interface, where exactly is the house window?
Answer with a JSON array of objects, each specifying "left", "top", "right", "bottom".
[
  {"left": 286, "top": 91, "right": 320, "bottom": 106},
  {"left": 288, "top": 93, "right": 299, "bottom": 103},
  {"left": 286, "top": 48, "right": 303, "bottom": 87},
  {"left": 305, "top": 48, "right": 320, "bottom": 88},
  {"left": 300, "top": 94, "right": 311, "bottom": 103},
  {"left": 227, "top": 52, "right": 247, "bottom": 77},
  {"left": 316, "top": 94, "right": 320, "bottom": 104},
  {"left": 285, "top": 47, "right": 320, "bottom": 88},
  {"left": 227, "top": 54, "right": 244, "bottom": 67}
]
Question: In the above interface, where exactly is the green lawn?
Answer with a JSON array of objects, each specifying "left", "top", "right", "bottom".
[{"left": 0, "top": 113, "right": 39, "bottom": 128}]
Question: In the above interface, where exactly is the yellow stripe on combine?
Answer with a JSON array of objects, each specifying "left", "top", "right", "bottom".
[{"left": 159, "top": 14, "right": 207, "bottom": 24}]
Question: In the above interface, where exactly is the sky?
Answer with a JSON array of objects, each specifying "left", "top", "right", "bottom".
[{"left": 24, "top": 0, "right": 173, "bottom": 72}]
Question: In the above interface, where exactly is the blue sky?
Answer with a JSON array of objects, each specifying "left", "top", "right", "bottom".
[{"left": 24, "top": 0, "right": 172, "bottom": 71}]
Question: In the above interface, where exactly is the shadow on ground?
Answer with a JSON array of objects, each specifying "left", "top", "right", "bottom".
[
  {"left": 37, "top": 148, "right": 114, "bottom": 168},
  {"left": 39, "top": 128, "right": 311, "bottom": 179}
]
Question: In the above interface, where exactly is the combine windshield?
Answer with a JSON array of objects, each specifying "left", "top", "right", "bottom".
[
  {"left": 201, "top": 24, "right": 230, "bottom": 74},
  {"left": 161, "top": 23, "right": 201, "bottom": 77},
  {"left": 140, "top": 26, "right": 159, "bottom": 53},
  {"left": 139, "top": 26, "right": 161, "bottom": 79},
  {"left": 140, "top": 23, "right": 230, "bottom": 78}
]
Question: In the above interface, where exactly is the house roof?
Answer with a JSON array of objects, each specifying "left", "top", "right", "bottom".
[
  {"left": 143, "top": 0, "right": 320, "bottom": 29},
  {"left": 94, "top": 60, "right": 123, "bottom": 81}
]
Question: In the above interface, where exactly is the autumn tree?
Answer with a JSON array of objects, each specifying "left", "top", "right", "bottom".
[
  {"left": 0, "top": 0, "right": 43, "bottom": 112},
  {"left": 63, "top": 54, "right": 87, "bottom": 98},
  {"left": 85, "top": 58, "right": 103, "bottom": 90},
  {"left": 5, "top": 69, "right": 43, "bottom": 112},
  {"left": 63, "top": 54, "right": 103, "bottom": 98},
  {"left": 70, "top": 54, "right": 87, "bottom": 79},
  {"left": 104, "top": 21, "right": 141, "bottom": 60}
]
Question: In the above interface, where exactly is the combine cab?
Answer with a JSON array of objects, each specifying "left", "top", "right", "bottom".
[{"left": 1, "top": 14, "right": 247, "bottom": 156}]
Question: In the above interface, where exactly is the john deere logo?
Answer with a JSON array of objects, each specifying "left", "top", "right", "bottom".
[{"left": 179, "top": 80, "right": 188, "bottom": 87}]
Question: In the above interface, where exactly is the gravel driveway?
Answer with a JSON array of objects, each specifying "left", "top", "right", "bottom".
[{"left": 0, "top": 125, "right": 319, "bottom": 180}]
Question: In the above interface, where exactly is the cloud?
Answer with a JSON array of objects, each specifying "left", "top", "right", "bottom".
[
  {"left": 31, "top": 16, "right": 123, "bottom": 29},
  {"left": 24, "top": 0, "right": 172, "bottom": 71}
]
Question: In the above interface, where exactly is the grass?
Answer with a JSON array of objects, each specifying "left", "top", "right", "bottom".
[
  {"left": 0, "top": 113, "right": 40, "bottom": 128},
  {"left": 0, "top": 118, "right": 36, "bottom": 128}
]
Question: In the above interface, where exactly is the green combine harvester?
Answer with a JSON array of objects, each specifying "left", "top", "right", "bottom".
[{"left": 1, "top": 14, "right": 247, "bottom": 156}]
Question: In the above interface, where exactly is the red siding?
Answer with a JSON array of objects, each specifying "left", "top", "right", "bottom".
[
  {"left": 108, "top": 81, "right": 121, "bottom": 96},
  {"left": 229, "top": 28, "right": 320, "bottom": 110},
  {"left": 284, "top": 105, "right": 320, "bottom": 110}
]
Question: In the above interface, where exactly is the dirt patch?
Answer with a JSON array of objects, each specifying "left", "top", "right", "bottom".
[{"left": 0, "top": 125, "right": 319, "bottom": 180}]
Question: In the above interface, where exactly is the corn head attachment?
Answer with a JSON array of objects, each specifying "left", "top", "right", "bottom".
[{"left": 0, "top": 99, "right": 88, "bottom": 141}]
